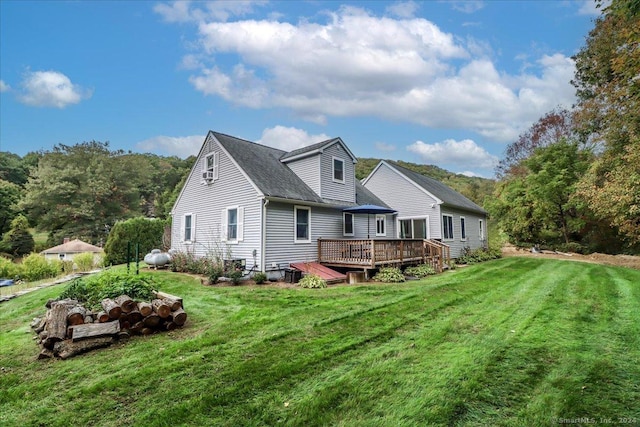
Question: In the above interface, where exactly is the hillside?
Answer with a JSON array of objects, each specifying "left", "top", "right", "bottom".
[{"left": 356, "top": 158, "right": 495, "bottom": 207}]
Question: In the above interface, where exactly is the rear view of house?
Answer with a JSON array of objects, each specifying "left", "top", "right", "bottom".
[{"left": 362, "top": 161, "right": 488, "bottom": 258}]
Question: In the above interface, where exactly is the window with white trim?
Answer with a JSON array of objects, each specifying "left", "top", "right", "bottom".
[
  {"left": 343, "top": 212, "right": 354, "bottom": 236},
  {"left": 333, "top": 157, "right": 345, "bottom": 183},
  {"left": 202, "top": 152, "right": 219, "bottom": 182},
  {"left": 460, "top": 217, "right": 466, "bottom": 241},
  {"left": 399, "top": 218, "right": 427, "bottom": 239},
  {"left": 479, "top": 219, "right": 485, "bottom": 240},
  {"left": 443, "top": 214, "right": 454, "bottom": 240},
  {"left": 376, "top": 215, "right": 386, "bottom": 236},
  {"left": 221, "top": 206, "right": 244, "bottom": 243},
  {"left": 295, "top": 206, "right": 311, "bottom": 243},
  {"left": 183, "top": 213, "right": 195, "bottom": 243}
]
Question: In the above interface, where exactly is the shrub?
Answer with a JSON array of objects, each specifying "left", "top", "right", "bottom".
[
  {"left": 0, "top": 256, "right": 22, "bottom": 279},
  {"left": 405, "top": 264, "right": 436, "bottom": 278},
  {"left": 59, "top": 271, "right": 158, "bottom": 310},
  {"left": 373, "top": 267, "right": 405, "bottom": 283},
  {"left": 298, "top": 274, "right": 327, "bottom": 288},
  {"left": 74, "top": 252, "right": 97, "bottom": 272},
  {"left": 207, "top": 266, "right": 223, "bottom": 285},
  {"left": 60, "top": 260, "right": 74, "bottom": 274},
  {"left": 458, "top": 247, "right": 502, "bottom": 264},
  {"left": 253, "top": 272, "right": 268, "bottom": 284},
  {"left": 20, "top": 253, "right": 61, "bottom": 281},
  {"left": 103, "top": 217, "right": 167, "bottom": 265},
  {"left": 1, "top": 214, "right": 35, "bottom": 256}
]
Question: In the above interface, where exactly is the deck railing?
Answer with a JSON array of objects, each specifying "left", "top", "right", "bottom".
[{"left": 318, "top": 239, "right": 450, "bottom": 272}]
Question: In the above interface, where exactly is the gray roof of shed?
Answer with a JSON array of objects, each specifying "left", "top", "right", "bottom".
[{"left": 387, "top": 161, "right": 486, "bottom": 214}]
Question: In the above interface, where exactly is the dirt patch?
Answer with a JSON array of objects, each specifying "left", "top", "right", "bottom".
[{"left": 501, "top": 245, "right": 640, "bottom": 270}]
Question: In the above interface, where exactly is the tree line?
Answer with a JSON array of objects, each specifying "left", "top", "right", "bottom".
[{"left": 488, "top": 0, "right": 639, "bottom": 254}]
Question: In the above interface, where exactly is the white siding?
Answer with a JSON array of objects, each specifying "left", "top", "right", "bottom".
[
  {"left": 320, "top": 143, "right": 355, "bottom": 203},
  {"left": 287, "top": 154, "right": 321, "bottom": 196},
  {"left": 171, "top": 138, "right": 263, "bottom": 271},
  {"left": 364, "top": 163, "right": 441, "bottom": 239}
]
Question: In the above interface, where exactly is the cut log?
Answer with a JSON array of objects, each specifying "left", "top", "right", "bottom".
[
  {"left": 84, "top": 314, "right": 94, "bottom": 324},
  {"left": 138, "top": 302, "right": 153, "bottom": 317},
  {"left": 96, "top": 311, "right": 110, "bottom": 323},
  {"left": 115, "top": 294, "right": 136, "bottom": 313},
  {"left": 155, "top": 291, "right": 183, "bottom": 309},
  {"left": 43, "top": 302, "right": 71, "bottom": 349},
  {"left": 128, "top": 309, "right": 143, "bottom": 324},
  {"left": 152, "top": 299, "right": 171, "bottom": 318},
  {"left": 164, "top": 298, "right": 182, "bottom": 311},
  {"left": 140, "top": 327, "right": 154, "bottom": 335},
  {"left": 55, "top": 336, "right": 114, "bottom": 359},
  {"left": 129, "top": 321, "right": 144, "bottom": 333},
  {"left": 71, "top": 320, "right": 120, "bottom": 342},
  {"left": 101, "top": 298, "right": 122, "bottom": 320},
  {"left": 163, "top": 321, "right": 177, "bottom": 331},
  {"left": 172, "top": 308, "right": 187, "bottom": 326},
  {"left": 38, "top": 348, "right": 54, "bottom": 359},
  {"left": 67, "top": 306, "right": 87, "bottom": 326},
  {"left": 120, "top": 320, "right": 131, "bottom": 330},
  {"left": 142, "top": 313, "right": 160, "bottom": 327},
  {"left": 32, "top": 317, "right": 46, "bottom": 334}
]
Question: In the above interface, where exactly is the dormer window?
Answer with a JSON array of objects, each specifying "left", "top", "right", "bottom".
[
  {"left": 333, "top": 157, "right": 345, "bottom": 183},
  {"left": 202, "top": 152, "right": 219, "bottom": 182}
]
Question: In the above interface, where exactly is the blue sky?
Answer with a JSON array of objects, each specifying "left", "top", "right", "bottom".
[{"left": 0, "top": 0, "right": 600, "bottom": 177}]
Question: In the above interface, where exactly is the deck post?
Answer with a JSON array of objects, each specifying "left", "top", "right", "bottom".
[
  {"left": 370, "top": 239, "right": 375, "bottom": 268},
  {"left": 318, "top": 238, "right": 322, "bottom": 262},
  {"left": 400, "top": 240, "right": 404, "bottom": 264}
]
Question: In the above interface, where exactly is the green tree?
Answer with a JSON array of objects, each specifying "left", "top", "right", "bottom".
[
  {"left": 1, "top": 214, "right": 35, "bottom": 256},
  {"left": 0, "top": 180, "right": 22, "bottom": 238},
  {"left": 103, "top": 217, "right": 168, "bottom": 265}
]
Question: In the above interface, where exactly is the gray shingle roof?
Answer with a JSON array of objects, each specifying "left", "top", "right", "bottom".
[
  {"left": 355, "top": 181, "right": 390, "bottom": 208},
  {"left": 279, "top": 138, "right": 340, "bottom": 161},
  {"left": 387, "top": 161, "right": 486, "bottom": 214},
  {"left": 213, "top": 132, "right": 326, "bottom": 204}
]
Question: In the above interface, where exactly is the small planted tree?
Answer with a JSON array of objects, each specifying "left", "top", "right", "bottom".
[
  {"left": 1, "top": 214, "right": 35, "bottom": 257},
  {"left": 103, "top": 217, "right": 168, "bottom": 265}
]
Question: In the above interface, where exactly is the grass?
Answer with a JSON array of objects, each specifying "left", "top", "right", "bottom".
[{"left": 1, "top": 258, "right": 639, "bottom": 426}]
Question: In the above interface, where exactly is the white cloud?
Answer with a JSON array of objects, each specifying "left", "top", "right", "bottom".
[
  {"left": 257, "top": 126, "right": 332, "bottom": 152},
  {"left": 18, "top": 70, "right": 92, "bottom": 108},
  {"left": 136, "top": 134, "right": 205, "bottom": 157},
  {"left": 159, "top": 4, "right": 578, "bottom": 143},
  {"left": 386, "top": 1, "right": 420, "bottom": 18},
  {"left": 0, "top": 80, "right": 10, "bottom": 92},
  {"left": 154, "top": 0, "right": 267, "bottom": 23},
  {"left": 577, "top": 0, "right": 608, "bottom": 16},
  {"left": 460, "top": 170, "right": 483, "bottom": 178},
  {"left": 450, "top": 1, "right": 485, "bottom": 14},
  {"left": 375, "top": 142, "right": 396, "bottom": 152},
  {"left": 407, "top": 138, "right": 499, "bottom": 169}
]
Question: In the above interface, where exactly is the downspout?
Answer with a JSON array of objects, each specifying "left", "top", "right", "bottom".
[{"left": 261, "top": 198, "right": 269, "bottom": 273}]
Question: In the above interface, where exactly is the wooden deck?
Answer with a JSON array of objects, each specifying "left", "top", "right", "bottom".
[
  {"left": 318, "top": 239, "right": 450, "bottom": 272},
  {"left": 289, "top": 262, "right": 347, "bottom": 284}
]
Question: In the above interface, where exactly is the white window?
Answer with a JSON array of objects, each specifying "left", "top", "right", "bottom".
[
  {"left": 343, "top": 212, "right": 354, "bottom": 236},
  {"left": 460, "top": 217, "right": 466, "bottom": 241},
  {"left": 221, "top": 207, "right": 244, "bottom": 243},
  {"left": 202, "top": 152, "right": 219, "bottom": 182},
  {"left": 479, "top": 219, "right": 485, "bottom": 240},
  {"left": 295, "top": 206, "right": 311, "bottom": 243},
  {"left": 443, "top": 214, "right": 454, "bottom": 240},
  {"left": 376, "top": 215, "right": 386, "bottom": 236},
  {"left": 333, "top": 157, "right": 345, "bottom": 183},
  {"left": 183, "top": 213, "right": 195, "bottom": 243}
]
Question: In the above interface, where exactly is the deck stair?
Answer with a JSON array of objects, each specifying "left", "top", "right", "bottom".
[{"left": 289, "top": 262, "right": 347, "bottom": 284}]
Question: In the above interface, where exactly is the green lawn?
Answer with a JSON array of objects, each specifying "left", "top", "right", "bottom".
[{"left": 1, "top": 258, "right": 639, "bottom": 426}]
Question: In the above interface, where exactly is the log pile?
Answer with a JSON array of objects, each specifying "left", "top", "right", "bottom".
[{"left": 32, "top": 291, "right": 186, "bottom": 360}]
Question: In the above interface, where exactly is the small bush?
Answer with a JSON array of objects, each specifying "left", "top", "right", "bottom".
[
  {"left": 373, "top": 267, "right": 405, "bottom": 283},
  {"left": 405, "top": 264, "right": 436, "bottom": 278},
  {"left": 60, "top": 260, "right": 74, "bottom": 274},
  {"left": 21, "top": 253, "right": 60, "bottom": 281},
  {"left": 226, "top": 269, "right": 244, "bottom": 285},
  {"left": 253, "top": 272, "right": 268, "bottom": 284},
  {"left": 0, "top": 256, "right": 22, "bottom": 279},
  {"left": 458, "top": 247, "right": 502, "bottom": 265},
  {"left": 103, "top": 217, "right": 167, "bottom": 265},
  {"left": 59, "top": 271, "right": 158, "bottom": 310},
  {"left": 298, "top": 274, "right": 327, "bottom": 288},
  {"left": 74, "top": 252, "right": 97, "bottom": 272}
]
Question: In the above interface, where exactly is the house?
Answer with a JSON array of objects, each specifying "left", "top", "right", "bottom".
[
  {"left": 362, "top": 160, "right": 488, "bottom": 258},
  {"left": 41, "top": 238, "right": 104, "bottom": 264},
  {"left": 170, "top": 131, "right": 399, "bottom": 276}
]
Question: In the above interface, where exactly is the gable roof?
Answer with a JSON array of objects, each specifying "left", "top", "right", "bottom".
[
  {"left": 41, "top": 239, "right": 103, "bottom": 254},
  {"left": 384, "top": 161, "right": 486, "bottom": 215},
  {"left": 213, "top": 132, "right": 326, "bottom": 204},
  {"left": 280, "top": 137, "right": 357, "bottom": 163},
  {"left": 355, "top": 181, "right": 390, "bottom": 208}
]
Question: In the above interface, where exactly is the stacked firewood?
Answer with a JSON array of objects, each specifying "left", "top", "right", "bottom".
[{"left": 32, "top": 291, "right": 187, "bottom": 359}]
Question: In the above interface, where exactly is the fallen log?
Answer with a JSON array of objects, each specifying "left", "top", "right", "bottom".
[
  {"left": 172, "top": 308, "right": 187, "bottom": 326},
  {"left": 152, "top": 299, "right": 171, "bottom": 318},
  {"left": 163, "top": 321, "right": 177, "bottom": 331},
  {"left": 43, "top": 302, "right": 71, "bottom": 349},
  {"left": 128, "top": 309, "right": 143, "bottom": 324},
  {"left": 115, "top": 294, "right": 136, "bottom": 313},
  {"left": 96, "top": 311, "right": 110, "bottom": 323},
  {"left": 55, "top": 336, "right": 114, "bottom": 360},
  {"left": 71, "top": 320, "right": 120, "bottom": 342},
  {"left": 155, "top": 291, "right": 183, "bottom": 309},
  {"left": 101, "top": 298, "right": 122, "bottom": 320},
  {"left": 142, "top": 313, "right": 160, "bottom": 327}
]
